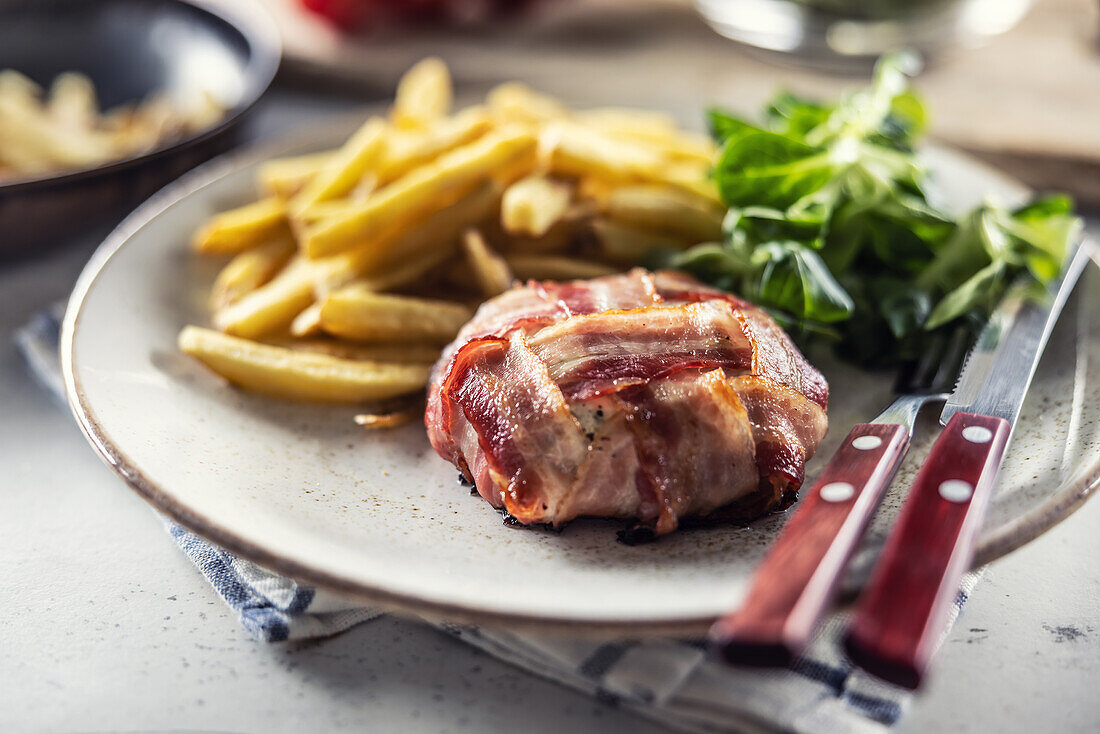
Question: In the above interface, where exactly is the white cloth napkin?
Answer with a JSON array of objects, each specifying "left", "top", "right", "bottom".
[{"left": 18, "top": 304, "right": 979, "bottom": 733}]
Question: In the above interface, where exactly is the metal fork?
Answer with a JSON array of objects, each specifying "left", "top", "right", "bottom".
[{"left": 708, "top": 328, "right": 970, "bottom": 666}]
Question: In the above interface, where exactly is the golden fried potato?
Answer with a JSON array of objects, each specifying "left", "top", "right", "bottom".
[
  {"left": 392, "top": 57, "right": 452, "bottom": 129},
  {"left": 290, "top": 118, "right": 387, "bottom": 216},
  {"left": 500, "top": 175, "right": 572, "bottom": 238},
  {"left": 378, "top": 106, "right": 491, "bottom": 184},
  {"left": 256, "top": 150, "right": 334, "bottom": 199},
  {"left": 462, "top": 229, "right": 514, "bottom": 297},
  {"left": 210, "top": 235, "right": 296, "bottom": 310},
  {"left": 313, "top": 181, "right": 501, "bottom": 294},
  {"left": 303, "top": 127, "right": 534, "bottom": 258},
  {"left": 192, "top": 197, "right": 288, "bottom": 255},
  {"left": 179, "top": 326, "right": 429, "bottom": 403},
  {"left": 319, "top": 287, "right": 474, "bottom": 343},
  {"left": 592, "top": 219, "right": 687, "bottom": 266},
  {"left": 213, "top": 256, "right": 317, "bottom": 338},
  {"left": 604, "top": 185, "right": 723, "bottom": 243}
]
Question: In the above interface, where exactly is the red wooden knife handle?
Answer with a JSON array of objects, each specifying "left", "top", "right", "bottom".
[
  {"left": 844, "top": 412, "right": 1010, "bottom": 689},
  {"left": 709, "top": 423, "right": 909, "bottom": 666}
]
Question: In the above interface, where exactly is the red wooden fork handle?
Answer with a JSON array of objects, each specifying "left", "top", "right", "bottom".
[
  {"left": 709, "top": 423, "right": 909, "bottom": 666},
  {"left": 844, "top": 412, "right": 1010, "bottom": 689}
]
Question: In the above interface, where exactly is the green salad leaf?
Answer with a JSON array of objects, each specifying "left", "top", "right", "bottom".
[{"left": 665, "top": 54, "right": 1082, "bottom": 369}]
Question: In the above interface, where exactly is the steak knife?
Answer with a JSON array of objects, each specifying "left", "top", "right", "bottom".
[{"left": 843, "top": 241, "right": 1093, "bottom": 689}]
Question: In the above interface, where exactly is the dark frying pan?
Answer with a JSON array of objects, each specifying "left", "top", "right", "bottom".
[{"left": 0, "top": 0, "right": 281, "bottom": 258}]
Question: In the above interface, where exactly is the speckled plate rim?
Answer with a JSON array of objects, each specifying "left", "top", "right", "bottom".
[{"left": 59, "top": 124, "right": 1100, "bottom": 635}]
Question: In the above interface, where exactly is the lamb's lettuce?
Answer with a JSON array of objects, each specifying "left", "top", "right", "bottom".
[{"left": 664, "top": 55, "right": 1082, "bottom": 368}]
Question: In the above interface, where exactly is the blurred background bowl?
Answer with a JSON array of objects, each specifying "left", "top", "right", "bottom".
[
  {"left": 0, "top": 0, "right": 280, "bottom": 259},
  {"left": 693, "top": 0, "right": 1036, "bottom": 73}
]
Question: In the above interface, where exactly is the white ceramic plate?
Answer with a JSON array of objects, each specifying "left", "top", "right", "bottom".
[{"left": 62, "top": 118, "right": 1100, "bottom": 634}]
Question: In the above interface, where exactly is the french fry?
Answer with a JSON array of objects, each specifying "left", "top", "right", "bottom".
[
  {"left": 505, "top": 254, "right": 618, "bottom": 281},
  {"left": 192, "top": 197, "right": 288, "bottom": 255},
  {"left": 639, "top": 133, "right": 716, "bottom": 165},
  {"left": 213, "top": 256, "right": 317, "bottom": 338},
  {"left": 0, "top": 127, "right": 61, "bottom": 175},
  {"left": 462, "top": 229, "right": 514, "bottom": 297},
  {"left": 574, "top": 177, "right": 617, "bottom": 207},
  {"left": 392, "top": 57, "right": 452, "bottom": 129},
  {"left": 662, "top": 161, "right": 722, "bottom": 204},
  {"left": 179, "top": 326, "right": 429, "bottom": 403},
  {"left": 542, "top": 121, "right": 664, "bottom": 183},
  {"left": 0, "top": 73, "right": 72, "bottom": 175},
  {"left": 348, "top": 171, "right": 380, "bottom": 204},
  {"left": 257, "top": 150, "right": 334, "bottom": 199},
  {"left": 0, "top": 70, "right": 42, "bottom": 103},
  {"left": 314, "top": 181, "right": 501, "bottom": 293},
  {"left": 492, "top": 196, "right": 593, "bottom": 255},
  {"left": 303, "top": 127, "right": 535, "bottom": 259},
  {"left": 576, "top": 107, "right": 678, "bottom": 137},
  {"left": 354, "top": 410, "right": 417, "bottom": 429},
  {"left": 289, "top": 117, "right": 386, "bottom": 215},
  {"left": 358, "top": 245, "right": 456, "bottom": 293},
  {"left": 500, "top": 175, "right": 572, "bottom": 237},
  {"left": 280, "top": 339, "right": 442, "bottom": 364},
  {"left": 377, "top": 105, "right": 492, "bottom": 184},
  {"left": 592, "top": 219, "right": 687, "bottom": 265},
  {"left": 0, "top": 70, "right": 226, "bottom": 179},
  {"left": 210, "top": 235, "right": 296, "bottom": 310},
  {"left": 289, "top": 302, "right": 324, "bottom": 337},
  {"left": 0, "top": 84, "right": 116, "bottom": 169},
  {"left": 308, "top": 243, "right": 459, "bottom": 332},
  {"left": 486, "top": 82, "right": 569, "bottom": 124},
  {"left": 215, "top": 193, "right": 489, "bottom": 343},
  {"left": 320, "top": 287, "right": 474, "bottom": 343},
  {"left": 604, "top": 185, "right": 723, "bottom": 243},
  {"left": 487, "top": 146, "right": 540, "bottom": 190},
  {"left": 49, "top": 72, "right": 98, "bottom": 131},
  {"left": 577, "top": 108, "right": 715, "bottom": 164},
  {"left": 294, "top": 190, "right": 378, "bottom": 228}
]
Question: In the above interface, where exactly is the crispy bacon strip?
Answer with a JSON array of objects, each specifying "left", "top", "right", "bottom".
[
  {"left": 617, "top": 369, "right": 759, "bottom": 534},
  {"left": 739, "top": 309, "right": 829, "bottom": 410},
  {"left": 728, "top": 374, "right": 829, "bottom": 489},
  {"left": 528, "top": 301, "right": 754, "bottom": 401},
  {"left": 441, "top": 333, "right": 588, "bottom": 522},
  {"left": 534, "top": 269, "right": 662, "bottom": 316}
]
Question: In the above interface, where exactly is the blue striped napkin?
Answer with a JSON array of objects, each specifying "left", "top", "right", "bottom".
[{"left": 18, "top": 305, "right": 980, "bottom": 733}]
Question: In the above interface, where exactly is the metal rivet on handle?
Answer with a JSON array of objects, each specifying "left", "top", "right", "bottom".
[
  {"left": 851, "top": 435, "right": 882, "bottom": 451},
  {"left": 820, "top": 482, "right": 856, "bottom": 502},
  {"left": 939, "top": 480, "right": 974, "bottom": 503},
  {"left": 961, "top": 426, "right": 993, "bottom": 444}
]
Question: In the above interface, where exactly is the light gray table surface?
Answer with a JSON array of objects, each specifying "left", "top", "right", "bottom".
[{"left": 2, "top": 91, "right": 1098, "bottom": 734}]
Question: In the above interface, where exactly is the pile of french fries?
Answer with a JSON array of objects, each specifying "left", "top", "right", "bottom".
[
  {"left": 0, "top": 70, "right": 224, "bottom": 181},
  {"left": 179, "top": 58, "right": 724, "bottom": 415}
]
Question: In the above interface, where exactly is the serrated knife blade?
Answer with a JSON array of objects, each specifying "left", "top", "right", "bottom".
[{"left": 941, "top": 240, "right": 1092, "bottom": 430}]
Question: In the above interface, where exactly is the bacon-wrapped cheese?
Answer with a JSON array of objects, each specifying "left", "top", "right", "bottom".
[{"left": 425, "top": 269, "right": 828, "bottom": 537}]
